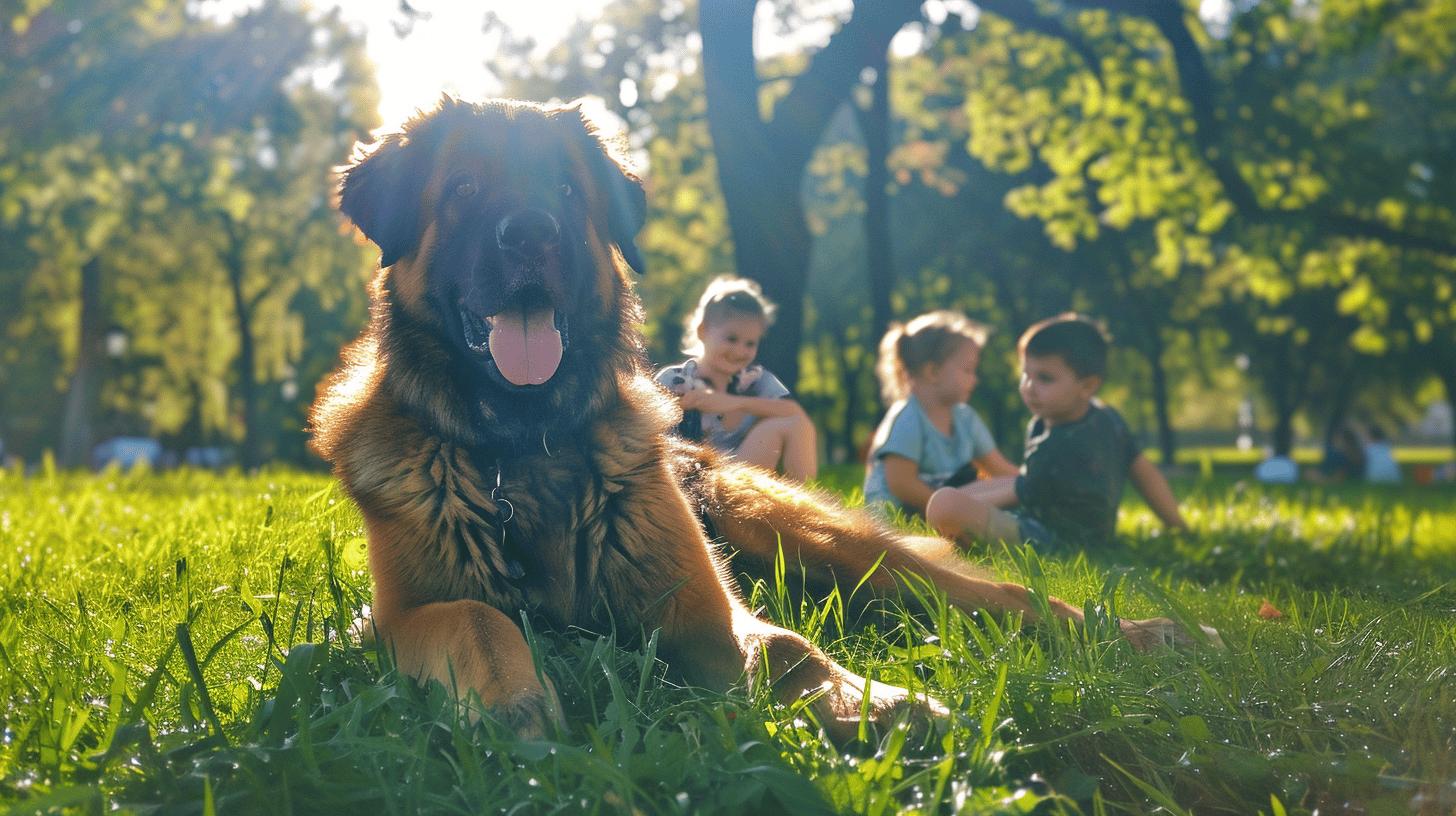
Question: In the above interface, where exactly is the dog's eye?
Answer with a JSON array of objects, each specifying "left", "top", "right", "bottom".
[
  {"left": 455, "top": 181, "right": 478, "bottom": 198},
  {"left": 558, "top": 182, "right": 573, "bottom": 197}
]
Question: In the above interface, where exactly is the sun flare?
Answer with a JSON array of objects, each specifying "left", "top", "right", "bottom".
[{"left": 351, "top": 1, "right": 609, "bottom": 130}]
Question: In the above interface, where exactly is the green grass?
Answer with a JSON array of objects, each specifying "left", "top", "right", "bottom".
[
  {"left": 1143, "top": 445, "right": 1455, "bottom": 470},
  {"left": 2, "top": 462, "right": 1454, "bottom": 814},
  {"left": 828, "top": 445, "right": 1454, "bottom": 480}
]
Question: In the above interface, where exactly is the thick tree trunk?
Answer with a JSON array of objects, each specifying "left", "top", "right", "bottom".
[
  {"left": 699, "top": 0, "right": 919, "bottom": 389},
  {"left": 714, "top": 172, "right": 812, "bottom": 388},
  {"left": 60, "top": 256, "right": 103, "bottom": 468},
  {"left": 1098, "top": 245, "right": 1176, "bottom": 464},
  {"left": 700, "top": 2, "right": 808, "bottom": 387},
  {"left": 1264, "top": 345, "right": 1307, "bottom": 459},
  {"left": 1264, "top": 331, "right": 1319, "bottom": 458},
  {"left": 979, "top": 380, "right": 1013, "bottom": 454}
]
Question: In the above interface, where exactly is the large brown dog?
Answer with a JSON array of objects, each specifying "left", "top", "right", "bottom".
[{"left": 310, "top": 98, "right": 1198, "bottom": 741}]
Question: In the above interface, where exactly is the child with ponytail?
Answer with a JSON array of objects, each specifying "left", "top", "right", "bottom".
[{"left": 862, "top": 311, "right": 1017, "bottom": 516}]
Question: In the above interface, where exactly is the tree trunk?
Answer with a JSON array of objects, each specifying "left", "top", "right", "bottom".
[
  {"left": 60, "top": 256, "right": 103, "bottom": 468},
  {"left": 841, "top": 375, "right": 861, "bottom": 465},
  {"left": 856, "top": 48, "right": 894, "bottom": 343},
  {"left": 834, "top": 320, "right": 863, "bottom": 465},
  {"left": 713, "top": 163, "right": 811, "bottom": 388},
  {"left": 1263, "top": 345, "right": 1304, "bottom": 459},
  {"left": 698, "top": 0, "right": 919, "bottom": 389},
  {"left": 1322, "top": 365, "right": 1358, "bottom": 446},
  {"left": 1146, "top": 333, "right": 1177, "bottom": 466},
  {"left": 1097, "top": 242, "right": 1177, "bottom": 465},
  {"left": 980, "top": 380, "right": 1012, "bottom": 454},
  {"left": 699, "top": 4, "right": 807, "bottom": 387},
  {"left": 1264, "top": 332, "right": 1317, "bottom": 458},
  {"left": 223, "top": 223, "right": 260, "bottom": 470},
  {"left": 1271, "top": 390, "right": 1296, "bottom": 458}
]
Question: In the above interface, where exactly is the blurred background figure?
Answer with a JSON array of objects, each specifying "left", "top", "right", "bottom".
[
  {"left": 1363, "top": 424, "right": 1402, "bottom": 484},
  {"left": 1254, "top": 449, "right": 1299, "bottom": 484},
  {"left": 1313, "top": 424, "right": 1366, "bottom": 484}
]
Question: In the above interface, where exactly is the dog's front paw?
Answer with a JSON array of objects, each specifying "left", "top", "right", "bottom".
[{"left": 487, "top": 679, "right": 565, "bottom": 740}]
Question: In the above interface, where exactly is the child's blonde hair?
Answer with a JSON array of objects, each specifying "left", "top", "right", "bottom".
[
  {"left": 681, "top": 275, "right": 777, "bottom": 356},
  {"left": 876, "top": 310, "right": 990, "bottom": 403}
]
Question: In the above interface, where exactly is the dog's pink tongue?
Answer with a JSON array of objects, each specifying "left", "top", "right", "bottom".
[{"left": 488, "top": 308, "right": 563, "bottom": 386}]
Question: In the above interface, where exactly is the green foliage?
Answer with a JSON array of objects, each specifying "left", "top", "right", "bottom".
[
  {"left": 953, "top": 0, "right": 1456, "bottom": 446},
  {"left": 486, "top": 0, "right": 1456, "bottom": 466},
  {"left": 5, "top": 0, "right": 1455, "bottom": 470},
  {"left": 1, "top": 468, "right": 1454, "bottom": 813},
  {"left": 0, "top": 0, "right": 378, "bottom": 461}
]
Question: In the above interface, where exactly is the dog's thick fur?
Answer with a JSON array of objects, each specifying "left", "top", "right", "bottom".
[{"left": 310, "top": 98, "right": 1192, "bottom": 741}]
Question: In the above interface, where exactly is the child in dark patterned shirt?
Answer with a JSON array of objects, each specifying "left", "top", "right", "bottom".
[{"left": 926, "top": 314, "right": 1187, "bottom": 550}]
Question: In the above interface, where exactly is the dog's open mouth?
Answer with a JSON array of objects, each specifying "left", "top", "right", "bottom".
[{"left": 460, "top": 295, "right": 569, "bottom": 388}]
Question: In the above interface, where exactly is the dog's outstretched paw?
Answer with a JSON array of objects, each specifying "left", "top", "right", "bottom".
[
  {"left": 812, "top": 674, "right": 948, "bottom": 746},
  {"left": 1120, "top": 616, "right": 1225, "bottom": 652}
]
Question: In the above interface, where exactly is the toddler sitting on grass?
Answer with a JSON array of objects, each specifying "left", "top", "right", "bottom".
[
  {"left": 862, "top": 310, "right": 1017, "bottom": 518},
  {"left": 927, "top": 314, "right": 1188, "bottom": 551}
]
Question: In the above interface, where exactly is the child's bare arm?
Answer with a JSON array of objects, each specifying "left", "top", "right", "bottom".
[
  {"left": 1128, "top": 454, "right": 1188, "bottom": 529},
  {"left": 731, "top": 395, "right": 806, "bottom": 418},
  {"left": 882, "top": 455, "right": 934, "bottom": 513},
  {"left": 956, "top": 475, "right": 1019, "bottom": 508},
  {"left": 680, "top": 391, "right": 803, "bottom": 419},
  {"left": 974, "top": 450, "right": 1020, "bottom": 478}
]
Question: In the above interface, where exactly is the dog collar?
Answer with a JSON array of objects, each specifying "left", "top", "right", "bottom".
[{"left": 491, "top": 460, "right": 527, "bottom": 581}]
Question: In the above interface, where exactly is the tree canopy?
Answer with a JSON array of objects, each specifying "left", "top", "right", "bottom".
[
  {"left": 490, "top": 0, "right": 1456, "bottom": 458},
  {"left": 1, "top": 0, "right": 379, "bottom": 463},
  {"left": 1, "top": 0, "right": 1452, "bottom": 465}
]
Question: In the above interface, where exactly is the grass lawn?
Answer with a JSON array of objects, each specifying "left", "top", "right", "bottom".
[
  {"left": 2, "top": 463, "right": 1454, "bottom": 814},
  {"left": 1144, "top": 445, "right": 1455, "bottom": 472}
]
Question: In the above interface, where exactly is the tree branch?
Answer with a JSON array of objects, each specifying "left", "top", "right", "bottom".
[
  {"left": 1041, "top": 0, "right": 1456, "bottom": 255},
  {"left": 766, "top": 0, "right": 922, "bottom": 169}
]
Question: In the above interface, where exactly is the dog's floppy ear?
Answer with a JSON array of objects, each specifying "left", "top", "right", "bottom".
[
  {"left": 563, "top": 104, "right": 647, "bottom": 275},
  {"left": 337, "top": 131, "right": 424, "bottom": 268}
]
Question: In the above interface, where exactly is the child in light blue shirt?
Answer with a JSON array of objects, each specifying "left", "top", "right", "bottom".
[{"left": 863, "top": 311, "right": 1017, "bottom": 516}]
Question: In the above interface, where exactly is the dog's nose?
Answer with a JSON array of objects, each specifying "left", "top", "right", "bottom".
[{"left": 496, "top": 209, "right": 560, "bottom": 259}]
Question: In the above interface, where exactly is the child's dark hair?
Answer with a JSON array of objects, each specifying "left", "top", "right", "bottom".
[
  {"left": 1018, "top": 313, "right": 1110, "bottom": 378},
  {"left": 682, "top": 275, "right": 777, "bottom": 356},
  {"left": 876, "top": 310, "right": 989, "bottom": 403}
]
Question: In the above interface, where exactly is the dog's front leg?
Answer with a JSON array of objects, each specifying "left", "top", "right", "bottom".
[
  {"left": 653, "top": 575, "right": 944, "bottom": 744},
  {"left": 608, "top": 483, "right": 944, "bottom": 743},
  {"left": 733, "top": 610, "right": 945, "bottom": 743},
  {"left": 378, "top": 599, "right": 562, "bottom": 738}
]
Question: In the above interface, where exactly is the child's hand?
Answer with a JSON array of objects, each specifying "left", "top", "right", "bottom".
[{"left": 680, "top": 389, "right": 737, "bottom": 414}]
